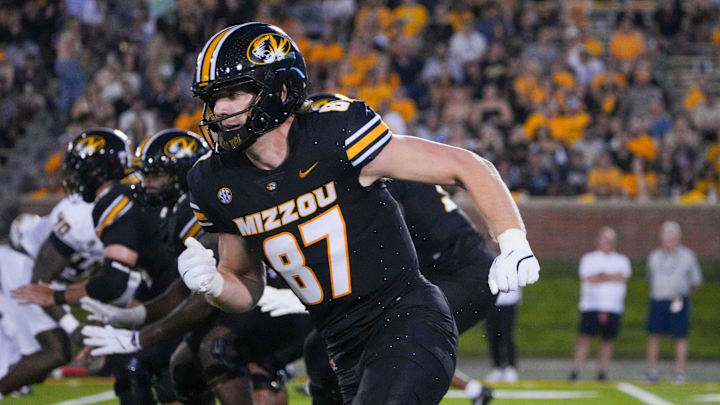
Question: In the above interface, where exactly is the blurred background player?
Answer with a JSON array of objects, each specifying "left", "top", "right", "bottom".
[
  {"left": 12, "top": 127, "right": 183, "bottom": 404},
  {"left": 82, "top": 129, "right": 313, "bottom": 405},
  {"left": 1, "top": 193, "right": 101, "bottom": 397},
  {"left": 645, "top": 221, "right": 703, "bottom": 384},
  {"left": 569, "top": 227, "right": 631, "bottom": 382},
  {"left": 484, "top": 289, "right": 521, "bottom": 384}
]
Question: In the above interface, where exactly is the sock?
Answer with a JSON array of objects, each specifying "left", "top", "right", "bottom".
[{"left": 465, "top": 380, "right": 484, "bottom": 398}]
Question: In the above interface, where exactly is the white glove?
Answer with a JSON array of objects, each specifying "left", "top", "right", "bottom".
[
  {"left": 178, "top": 237, "right": 223, "bottom": 297},
  {"left": 82, "top": 325, "right": 141, "bottom": 356},
  {"left": 80, "top": 297, "right": 147, "bottom": 328},
  {"left": 488, "top": 229, "right": 540, "bottom": 294},
  {"left": 257, "top": 286, "right": 308, "bottom": 317}
]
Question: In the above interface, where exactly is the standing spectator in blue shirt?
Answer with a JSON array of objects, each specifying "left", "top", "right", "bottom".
[{"left": 646, "top": 221, "right": 703, "bottom": 384}]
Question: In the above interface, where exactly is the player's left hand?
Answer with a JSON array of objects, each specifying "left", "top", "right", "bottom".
[
  {"left": 82, "top": 325, "right": 141, "bottom": 356},
  {"left": 10, "top": 282, "right": 54, "bottom": 306},
  {"left": 488, "top": 229, "right": 540, "bottom": 294},
  {"left": 257, "top": 286, "right": 308, "bottom": 317}
]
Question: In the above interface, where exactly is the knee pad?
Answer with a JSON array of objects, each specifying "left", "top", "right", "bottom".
[
  {"left": 308, "top": 380, "right": 344, "bottom": 405},
  {"left": 111, "top": 355, "right": 155, "bottom": 405},
  {"left": 171, "top": 361, "right": 213, "bottom": 403},
  {"left": 204, "top": 334, "right": 249, "bottom": 387}
]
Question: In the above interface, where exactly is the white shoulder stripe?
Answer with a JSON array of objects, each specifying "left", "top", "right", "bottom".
[
  {"left": 344, "top": 115, "right": 381, "bottom": 146},
  {"left": 199, "top": 220, "right": 215, "bottom": 227},
  {"left": 350, "top": 132, "right": 392, "bottom": 167},
  {"left": 179, "top": 217, "right": 198, "bottom": 239},
  {"left": 95, "top": 195, "right": 124, "bottom": 231}
]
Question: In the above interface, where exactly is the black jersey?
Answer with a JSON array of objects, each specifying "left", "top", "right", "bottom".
[
  {"left": 188, "top": 100, "right": 421, "bottom": 335},
  {"left": 386, "top": 180, "right": 487, "bottom": 271},
  {"left": 92, "top": 183, "right": 177, "bottom": 292},
  {"left": 158, "top": 193, "right": 205, "bottom": 257}
]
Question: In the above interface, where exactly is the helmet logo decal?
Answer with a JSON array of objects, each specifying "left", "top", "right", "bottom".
[
  {"left": 248, "top": 33, "right": 291, "bottom": 65},
  {"left": 74, "top": 135, "right": 106, "bottom": 157},
  {"left": 164, "top": 137, "right": 199, "bottom": 159},
  {"left": 217, "top": 187, "right": 233, "bottom": 204}
]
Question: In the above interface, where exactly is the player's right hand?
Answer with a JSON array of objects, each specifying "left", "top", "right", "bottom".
[
  {"left": 178, "top": 237, "right": 223, "bottom": 297},
  {"left": 80, "top": 297, "right": 147, "bottom": 328},
  {"left": 257, "top": 286, "right": 308, "bottom": 317},
  {"left": 82, "top": 325, "right": 141, "bottom": 356}
]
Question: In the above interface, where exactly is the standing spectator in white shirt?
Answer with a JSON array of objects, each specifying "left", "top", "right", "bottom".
[
  {"left": 485, "top": 289, "right": 522, "bottom": 383},
  {"left": 645, "top": 221, "right": 703, "bottom": 384},
  {"left": 569, "top": 227, "right": 631, "bottom": 381}
]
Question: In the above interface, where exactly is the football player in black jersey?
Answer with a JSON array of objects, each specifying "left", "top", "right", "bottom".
[
  {"left": 81, "top": 129, "right": 313, "bottom": 405},
  {"left": 273, "top": 94, "right": 496, "bottom": 404},
  {"left": 178, "top": 23, "right": 540, "bottom": 404},
  {"left": 12, "top": 128, "right": 183, "bottom": 404}
]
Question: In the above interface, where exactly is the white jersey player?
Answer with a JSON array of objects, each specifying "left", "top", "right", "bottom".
[{"left": 0, "top": 197, "right": 102, "bottom": 392}]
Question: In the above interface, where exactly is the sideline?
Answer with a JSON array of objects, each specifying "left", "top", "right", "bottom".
[
  {"left": 444, "top": 389, "right": 599, "bottom": 399},
  {"left": 616, "top": 382, "right": 673, "bottom": 405},
  {"left": 52, "top": 390, "right": 115, "bottom": 405}
]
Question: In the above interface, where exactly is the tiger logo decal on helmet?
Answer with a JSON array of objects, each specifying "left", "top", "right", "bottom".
[{"left": 248, "top": 33, "right": 293, "bottom": 65}]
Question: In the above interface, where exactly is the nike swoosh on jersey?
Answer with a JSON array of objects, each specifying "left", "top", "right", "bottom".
[{"left": 299, "top": 162, "right": 319, "bottom": 178}]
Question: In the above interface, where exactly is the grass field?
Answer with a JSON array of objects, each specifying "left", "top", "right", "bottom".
[
  {"left": 458, "top": 259, "right": 720, "bottom": 360},
  {"left": 3, "top": 377, "right": 719, "bottom": 404}
]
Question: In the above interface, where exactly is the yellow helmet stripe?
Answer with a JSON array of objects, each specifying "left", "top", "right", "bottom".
[{"left": 200, "top": 27, "right": 235, "bottom": 84}]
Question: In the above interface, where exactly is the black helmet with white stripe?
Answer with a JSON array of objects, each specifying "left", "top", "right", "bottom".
[{"left": 191, "top": 22, "right": 308, "bottom": 153}]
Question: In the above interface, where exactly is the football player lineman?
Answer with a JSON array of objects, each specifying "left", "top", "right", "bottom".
[
  {"left": 81, "top": 129, "right": 313, "bottom": 405},
  {"left": 177, "top": 23, "right": 539, "bottom": 404},
  {"left": 12, "top": 128, "right": 183, "bottom": 404},
  {"left": 2, "top": 195, "right": 101, "bottom": 397}
]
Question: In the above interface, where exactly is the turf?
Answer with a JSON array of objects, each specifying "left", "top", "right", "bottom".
[
  {"left": 458, "top": 259, "right": 720, "bottom": 360},
  {"left": 4, "top": 378, "right": 718, "bottom": 404}
]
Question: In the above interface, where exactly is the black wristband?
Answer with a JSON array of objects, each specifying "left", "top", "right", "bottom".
[{"left": 53, "top": 289, "right": 67, "bottom": 305}]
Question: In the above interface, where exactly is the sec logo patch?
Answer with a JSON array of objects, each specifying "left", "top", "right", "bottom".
[{"left": 217, "top": 187, "right": 232, "bottom": 204}]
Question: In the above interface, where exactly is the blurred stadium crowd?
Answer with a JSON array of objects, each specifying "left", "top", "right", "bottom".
[{"left": 2, "top": 0, "right": 720, "bottom": 230}]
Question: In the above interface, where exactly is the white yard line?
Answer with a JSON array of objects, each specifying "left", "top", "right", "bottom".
[
  {"left": 617, "top": 382, "right": 674, "bottom": 405},
  {"left": 52, "top": 390, "right": 116, "bottom": 405},
  {"left": 692, "top": 394, "right": 720, "bottom": 402},
  {"left": 444, "top": 389, "right": 598, "bottom": 399}
]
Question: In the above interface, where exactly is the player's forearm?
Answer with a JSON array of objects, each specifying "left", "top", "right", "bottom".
[
  {"left": 63, "top": 283, "right": 88, "bottom": 305},
  {"left": 206, "top": 266, "right": 264, "bottom": 312},
  {"left": 457, "top": 151, "right": 524, "bottom": 238},
  {"left": 139, "top": 294, "right": 215, "bottom": 347},
  {"left": 31, "top": 239, "right": 68, "bottom": 283},
  {"left": 143, "top": 279, "right": 191, "bottom": 323}
]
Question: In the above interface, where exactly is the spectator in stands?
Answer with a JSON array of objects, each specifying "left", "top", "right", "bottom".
[
  {"left": 569, "top": 227, "right": 631, "bottom": 381},
  {"left": 646, "top": 221, "right": 703, "bottom": 384},
  {"left": 690, "top": 92, "right": 720, "bottom": 140},
  {"left": 448, "top": 21, "right": 487, "bottom": 65},
  {"left": 610, "top": 17, "right": 646, "bottom": 61},
  {"left": 485, "top": 290, "right": 522, "bottom": 384},
  {"left": 588, "top": 152, "right": 623, "bottom": 198}
]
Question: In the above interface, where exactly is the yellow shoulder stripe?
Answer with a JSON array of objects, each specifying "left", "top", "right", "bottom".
[
  {"left": 193, "top": 210, "right": 208, "bottom": 221},
  {"left": 346, "top": 121, "right": 389, "bottom": 160},
  {"left": 97, "top": 197, "right": 129, "bottom": 237},
  {"left": 182, "top": 222, "right": 203, "bottom": 242}
]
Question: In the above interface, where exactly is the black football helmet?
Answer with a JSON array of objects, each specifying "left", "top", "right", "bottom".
[
  {"left": 135, "top": 129, "right": 209, "bottom": 206},
  {"left": 63, "top": 128, "right": 132, "bottom": 202},
  {"left": 191, "top": 22, "right": 308, "bottom": 153}
]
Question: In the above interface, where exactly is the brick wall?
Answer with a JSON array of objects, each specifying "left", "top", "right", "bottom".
[
  {"left": 458, "top": 199, "right": 720, "bottom": 260},
  {"left": 21, "top": 196, "right": 720, "bottom": 260}
]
